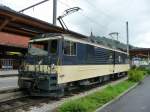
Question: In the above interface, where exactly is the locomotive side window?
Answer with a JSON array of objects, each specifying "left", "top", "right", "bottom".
[
  {"left": 118, "top": 56, "right": 121, "bottom": 63},
  {"left": 64, "top": 41, "right": 70, "bottom": 55},
  {"left": 108, "top": 54, "right": 113, "bottom": 64},
  {"left": 64, "top": 40, "right": 77, "bottom": 56},
  {"left": 70, "top": 42, "right": 76, "bottom": 55}
]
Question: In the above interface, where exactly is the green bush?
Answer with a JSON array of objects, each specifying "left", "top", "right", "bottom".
[
  {"left": 138, "top": 66, "right": 146, "bottom": 71},
  {"left": 145, "top": 69, "right": 150, "bottom": 75},
  {"left": 135, "top": 66, "right": 150, "bottom": 75},
  {"left": 131, "top": 65, "right": 137, "bottom": 69},
  {"left": 128, "top": 69, "right": 144, "bottom": 82}
]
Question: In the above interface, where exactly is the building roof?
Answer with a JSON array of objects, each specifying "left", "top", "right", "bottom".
[
  {"left": 0, "top": 32, "right": 29, "bottom": 48},
  {"left": 130, "top": 48, "right": 150, "bottom": 58},
  {"left": 130, "top": 48, "right": 150, "bottom": 52}
]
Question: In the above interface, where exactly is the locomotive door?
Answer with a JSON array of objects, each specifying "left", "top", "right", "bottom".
[
  {"left": 112, "top": 51, "right": 115, "bottom": 73},
  {"left": 108, "top": 50, "right": 115, "bottom": 74}
]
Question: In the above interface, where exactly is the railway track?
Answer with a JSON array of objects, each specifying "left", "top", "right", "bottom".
[
  {"left": 0, "top": 77, "right": 127, "bottom": 112},
  {"left": 0, "top": 88, "right": 48, "bottom": 112},
  {"left": 0, "top": 96, "right": 56, "bottom": 112},
  {"left": 0, "top": 88, "right": 26, "bottom": 103}
]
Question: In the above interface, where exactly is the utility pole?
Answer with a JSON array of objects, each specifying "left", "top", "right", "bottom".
[
  {"left": 126, "top": 21, "right": 129, "bottom": 55},
  {"left": 53, "top": 0, "right": 57, "bottom": 25},
  {"left": 19, "top": 0, "right": 57, "bottom": 25}
]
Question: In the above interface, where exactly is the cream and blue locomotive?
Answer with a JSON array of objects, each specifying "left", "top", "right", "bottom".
[{"left": 18, "top": 33, "right": 129, "bottom": 97}]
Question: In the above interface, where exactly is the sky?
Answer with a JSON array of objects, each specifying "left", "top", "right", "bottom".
[{"left": 0, "top": 0, "right": 150, "bottom": 48}]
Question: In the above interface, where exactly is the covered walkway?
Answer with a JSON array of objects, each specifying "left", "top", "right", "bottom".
[{"left": 130, "top": 48, "right": 150, "bottom": 66}]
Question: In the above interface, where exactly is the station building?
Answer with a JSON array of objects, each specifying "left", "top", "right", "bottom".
[
  {"left": 0, "top": 32, "right": 29, "bottom": 70},
  {"left": 130, "top": 48, "right": 150, "bottom": 66}
]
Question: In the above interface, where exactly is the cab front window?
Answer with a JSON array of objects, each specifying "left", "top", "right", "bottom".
[{"left": 29, "top": 39, "right": 58, "bottom": 56}]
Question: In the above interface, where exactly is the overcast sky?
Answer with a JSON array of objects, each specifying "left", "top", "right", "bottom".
[{"left": 0, "top": 0, "right": 150, "bottom": 48}]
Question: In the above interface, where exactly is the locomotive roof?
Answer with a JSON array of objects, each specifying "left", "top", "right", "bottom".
[
  {"left": 64, "top": 34, "right": 128, "bottom": 55},
  {"left": 30, "top": 33, "right": 128, "bottom": 55}
]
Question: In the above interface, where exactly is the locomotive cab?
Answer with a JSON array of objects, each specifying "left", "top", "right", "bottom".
[
  {"left": 18, "top": 34, "right": 64, "bottom": 96},
  {"left": 28, "top": 37, "right": 60, "bottom": 65}
]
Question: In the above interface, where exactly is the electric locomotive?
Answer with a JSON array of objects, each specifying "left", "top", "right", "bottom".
[{"left": 18, "top": 33, "right": 129, "bottom": 97}]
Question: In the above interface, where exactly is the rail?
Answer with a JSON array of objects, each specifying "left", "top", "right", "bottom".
[{"left": 0, "top": 88, "right": 27, "bottom": 103}]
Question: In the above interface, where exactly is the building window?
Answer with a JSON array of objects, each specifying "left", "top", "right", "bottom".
[{"left": 64, "top": 40, "right": 77, "bottom": 56}]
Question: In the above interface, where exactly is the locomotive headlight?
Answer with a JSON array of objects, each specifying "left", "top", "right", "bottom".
[{"left": 51, "top": 64, "right": 55, "bottom": 69}]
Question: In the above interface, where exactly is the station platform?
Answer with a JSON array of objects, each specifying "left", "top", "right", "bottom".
[
  {"left": 0, "top": 70, "right": 18, "bottom": 77},
  {"left": 0, "top": 76, "right": 18, "bottom": 91}
]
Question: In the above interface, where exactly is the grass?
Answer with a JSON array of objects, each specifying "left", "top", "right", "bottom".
[{"left": 58, "top": 80, "right": 135, "bottom": 112}]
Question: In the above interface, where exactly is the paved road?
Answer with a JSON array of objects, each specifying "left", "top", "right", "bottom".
[
  {"left": 0, "top": 77, "right": 18, "bottom": 90},
  {"left": 98, "top": 76, "right": 150, "bottom": 112}
]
